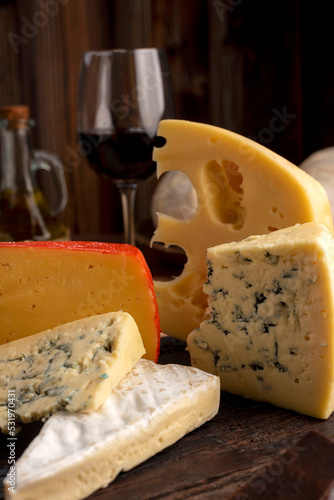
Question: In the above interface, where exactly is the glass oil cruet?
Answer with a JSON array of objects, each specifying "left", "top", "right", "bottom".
[{"left": 0, "top": 105, "right": 69, "bottom": 241}]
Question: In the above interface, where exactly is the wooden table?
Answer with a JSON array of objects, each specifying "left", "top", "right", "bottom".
[{"left": 1, "top": 335, "right": 334, "bottom": 500}]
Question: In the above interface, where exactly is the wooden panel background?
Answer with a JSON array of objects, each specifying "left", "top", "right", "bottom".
[{"left": 1, "top": 0, "right": 334, "bottom": 239}]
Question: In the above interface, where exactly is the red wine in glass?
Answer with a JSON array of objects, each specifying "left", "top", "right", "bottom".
[
  {"left": 79, "top": 129, "right": 157, "bottom": 184},
  {"left": 77, "top": 48, "right": 174, "bottom": 245}
]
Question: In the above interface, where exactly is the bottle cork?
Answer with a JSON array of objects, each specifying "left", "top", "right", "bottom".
[{"left": 0, "top": 105, "right": 30, "bottom": 128}]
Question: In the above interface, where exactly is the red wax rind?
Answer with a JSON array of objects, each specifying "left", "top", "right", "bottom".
[{"left": 0, "top": 241, "right": 160, "bottom": 361}]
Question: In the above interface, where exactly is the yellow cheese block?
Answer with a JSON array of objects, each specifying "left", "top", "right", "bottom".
[
  {"left": 152, "top": 120, "right": 333, "bottom": 340},
  {"left": 0, "top": 241, "right": 160, "bottom": 361},
  {"left": 0, "top": 312, "right": 145, "bottom": 432}
]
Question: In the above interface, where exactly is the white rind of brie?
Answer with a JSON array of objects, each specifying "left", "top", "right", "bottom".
[{"left": 4, "top": 360, "right": 220, "bottom": 500}]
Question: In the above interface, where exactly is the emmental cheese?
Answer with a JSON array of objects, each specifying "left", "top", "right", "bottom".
[
  {"left": 0, "top": 241, "right": 160, "bottom": 361},
  {"left": 4, "top": 360, "right": 220, "bottom": 500},
  {"left": 0, "top": 312, "right": 145, "bottom": 432},
  {"left": 151, "top": 120, "right": 333, "bottom": 340},
  {"left": 187, "top": 222, "right": 334, "bottom": 419}
]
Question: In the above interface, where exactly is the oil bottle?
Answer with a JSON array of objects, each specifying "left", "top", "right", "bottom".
[{"left": 0, "top": 105, "right": 69, "bottom": 241}]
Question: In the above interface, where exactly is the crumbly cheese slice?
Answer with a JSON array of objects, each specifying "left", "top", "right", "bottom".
[
  {"left": 0, "top": 241, "right": 160, "bottom": 361},
  {"left": 151, "top": 120, "right": 333, "bottom": 340},
  {"left": 0, "top": 312, "right": 145, "bottom": 432},
  {"left": 187, "top": 222, "right": 334, "bottom": 419},
  {"left": 4, "top": 360, "right": 220, "bottom": 500}
]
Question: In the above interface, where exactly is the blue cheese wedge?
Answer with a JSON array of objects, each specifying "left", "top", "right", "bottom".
[
  {"left": 187, "top": 222, "right": 334, "bottom": 419},
  {"left": 0, "top": 312, "right": 145, "bottom": 432},
  {"left": 4, "top": 360, "right": 220, "bottom": 500}
]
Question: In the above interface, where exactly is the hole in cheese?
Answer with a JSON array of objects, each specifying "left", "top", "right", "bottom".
[
  {"left": 171, "top": 271, "right": 208, "bottom": 313},
  {"left": 172, "top": 272, "right": 202, "bottom": 298},
  {"left": 204, "top": 159, "right": 246, "bottom": 229},
  {"left": 151, "top": 244, "right": 187, "bottom": 283},
  {"left": 151, "top": 171, "right": 197, "bottom": 222},
  {"left": 154, "top": 135, "right": 167, "bottom": 148},
  {"left": 271, "top": 206, "right": 285, "bottom": 219},
  {"left": 171, "top": 298, "right": 186, "bottom": 309},
  {"left": 191, "top": 279, "right": 209, "bottom": 309}
]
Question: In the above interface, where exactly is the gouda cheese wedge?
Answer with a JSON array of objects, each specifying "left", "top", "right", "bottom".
[{"left": 0, "top": 241, "right": 160, "bottom": 361}]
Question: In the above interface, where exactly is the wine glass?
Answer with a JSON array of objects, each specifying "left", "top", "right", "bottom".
[{"left": 77, "top": 48, "right": 174, "bottom": 245}]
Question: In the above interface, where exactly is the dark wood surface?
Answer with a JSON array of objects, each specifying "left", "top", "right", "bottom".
[{"left": 1, "top": 336, "right": 334, "bottom": 500}]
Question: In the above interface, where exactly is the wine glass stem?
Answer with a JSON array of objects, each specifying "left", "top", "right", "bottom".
[{"left": 119, "top": 186, "right": 137, "bottom": 245}]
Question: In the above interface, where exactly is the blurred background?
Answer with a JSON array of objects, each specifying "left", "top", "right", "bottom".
[{"left": 1, "top": 0, "right": 334, "bottom": 240}]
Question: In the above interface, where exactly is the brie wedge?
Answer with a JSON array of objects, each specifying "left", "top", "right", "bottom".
[{"left": 4, "top": 360, "right": 220, "bottom": 500}]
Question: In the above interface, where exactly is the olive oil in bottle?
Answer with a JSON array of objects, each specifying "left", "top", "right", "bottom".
[{"left": 0, "top": 105, "right": 69, "bottom": 241}]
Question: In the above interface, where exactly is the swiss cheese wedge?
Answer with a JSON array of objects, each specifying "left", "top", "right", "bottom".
[
  {"left": 0, "top": 241, "right": 160, "bottom": 361},
  {"left": 152, "top": 120, "right": 333, "bottom": 340}
]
